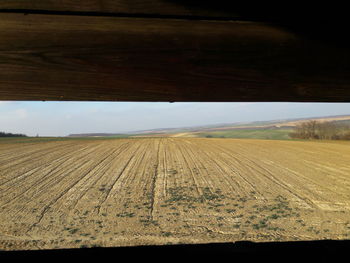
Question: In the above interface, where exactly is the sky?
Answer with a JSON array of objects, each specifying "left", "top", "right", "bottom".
[{"left": 1, "top": 101, "right": 350, "bottom": 137}]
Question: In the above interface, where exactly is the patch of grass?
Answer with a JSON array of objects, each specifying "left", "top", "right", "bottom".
[
  {"left": 267, "top": 214, "right": 280, "bottom": 220},
  {"left": 165, "top": 186, "right": 224, "bottom": 205},
  {"left": 197, "top": 129, "right": 293, "bottom": 140},
  {"left": 64, "top": 227, "right": 79, "bottom": 235},
  {"left": 255, "top": 195, "right": 296, "bottom": 219},
  {"left": 253, "top": 219, "right": 269, "bottom": 230},
  {"left": 267, "top": 226, "right": 284, "bottom": 231},
  {"left": 139, "top": 218, "right": 159, "bottom": 226},
  {"left": 116, "top": 212, "right": 135, "bottom": 218},
  {"left": 161, "top": 232, "right": 172, "bottom": 237}
]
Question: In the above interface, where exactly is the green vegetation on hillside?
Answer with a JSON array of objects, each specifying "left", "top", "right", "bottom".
[{"left": 197, "top": 129, "right": 292, "bottom": 140}]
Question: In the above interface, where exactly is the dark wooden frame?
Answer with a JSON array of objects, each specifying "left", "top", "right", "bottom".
[
  {"left": 0, "top": 1, "right": 349, "bottom": 258},
  {"left": 0, "top": 1, "right": 349, "bottom": 102}
]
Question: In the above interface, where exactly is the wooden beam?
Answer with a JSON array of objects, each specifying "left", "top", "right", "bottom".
[
  {"left": 0, "top": 13, "right": 350, "bottom": 102},
  {"left": 0, "top": 0, "right": 238, "bottom": 18},
  {"left": 0, "top": 1, "right": 348, "bottom": 28}
]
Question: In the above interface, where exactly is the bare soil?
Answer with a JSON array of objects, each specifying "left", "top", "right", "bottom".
[{"left": 0, "top": 138, "right": 350, "bottom": 250}]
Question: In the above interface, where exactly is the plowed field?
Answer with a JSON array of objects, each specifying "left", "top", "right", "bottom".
[{"left": 1, "top": 138, "right": 350, "bottom": 250}]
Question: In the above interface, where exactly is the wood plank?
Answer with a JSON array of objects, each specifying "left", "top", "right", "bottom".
[
  {"left": 0, "top": 13, "right": 350, "bottom": 102},
  {"left": 0, "top": 0, "right": 238, "bottom": 18},
  {"left": 0, "top": 1, "right": 347, "bottom": 25}
]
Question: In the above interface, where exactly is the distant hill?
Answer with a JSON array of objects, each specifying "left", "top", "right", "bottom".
[
  {"left": 66, "top": 114, "right": 350, "bottom": 140},
  {"left": 68, "top": 133, "right": 128, "bottom": 138},
  {"left": 131, "top": 114, "right": 350, "bottom": 140}
]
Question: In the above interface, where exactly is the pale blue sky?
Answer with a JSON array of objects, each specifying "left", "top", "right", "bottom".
[{"left": 1, "top": 101, "right": 350, "bottom": 136}]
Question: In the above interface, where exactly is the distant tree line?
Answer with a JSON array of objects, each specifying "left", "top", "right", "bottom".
[
  {"left": 0, "top": 131, "right": 27, "bottom": 137},
  {"left": 289, "top": 120, "right": 350, "bottom": 140}
]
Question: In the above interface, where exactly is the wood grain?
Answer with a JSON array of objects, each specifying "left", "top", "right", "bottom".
[
  {"left": 0, "top": 13, "right": 350, "bottom": 102},
  {"left": 0, "top": 0, "right": 238, "bottom": 18}
]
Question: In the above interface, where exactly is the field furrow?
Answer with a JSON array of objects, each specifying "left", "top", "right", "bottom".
[{"left": 0, "top": 137, "right": 350, "bottom": 250}]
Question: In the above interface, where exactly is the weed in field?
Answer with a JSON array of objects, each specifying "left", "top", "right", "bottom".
[
  {"left": 249, "top": 215, "right": 257, "bottom": 220},
  {"left": 161, "top": 232, "right": 172, "bottom": 237},
  {"left": 202, "top": 187, "right": 223, "bottom": 201},
  {"left": 305, "top": 225, "right": 321, "bottom": 235},
  {"left": 267, "top": 226, "right": 284, "bottom": 231},
  {"left": 252, "top": 219, "right": 269, "bottom": 230},
  {"left": 238, "top": 197, "right": 247, "bottom": 203},
  {"left": 116, "top": 212, "right": 135, "bottom": 218},
  {"left": 267, "top": 214, "right": 280, "bottom": 220},
  {"left": 99, "top": 185, "right": 108, "bottom": 192},
  {"left": 208, "top": 202, "right": 224, "bottom": 208},
  {"left": 123, "top": 202, "right": 131, "bottom": 209},
  {"left": 64, "top": 227, "right": 79, "bottom": 235},
  {"left": 187, "top": 204, "right": 196, "bottom": 209},
  {"left": 134, "top": 204, "right": 143, "bottom": 210},
  {"left": 139, "top": 218, "right": 159, "bottom": 226},
  {"left": 168, "top": 169, "right": 178, "bottom": 175}
]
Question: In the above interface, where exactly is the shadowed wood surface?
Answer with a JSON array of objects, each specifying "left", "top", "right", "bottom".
[
  {"left": 0, "top": 13, "right": 350, "bottom": 102},
  {"left": 0, "top": 0, "right": 238, "bottom": 18}
]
